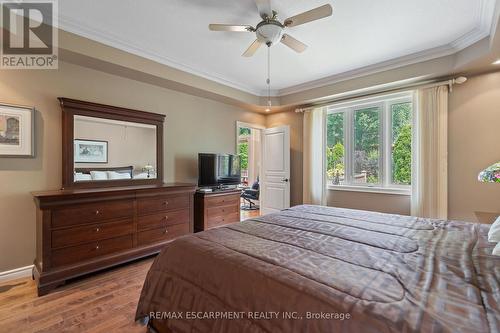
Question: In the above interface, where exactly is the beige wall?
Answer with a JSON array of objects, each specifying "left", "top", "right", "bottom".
[
  {"left": 327, "top": 191, "right": 410, "bottom": 215},
  {"left": 448, "top": 71, "right": 500, "bottom": 222},
  {"left": 0, "top": 61, "right": 265, "bottom": 272},
  {"left": 266, "top": 111, "right": 304, "bottom": 207}
]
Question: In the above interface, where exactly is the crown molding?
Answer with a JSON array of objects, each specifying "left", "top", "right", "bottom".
[
  {"left": 58, "top": 15, "right": 263, "bottom": 96},
  {"left": 268, "top": 45, "right": 456, "bottom": 96},
  {"left": 58, "top": 0, "right": 496, "bottom": 99},
  {"left": 278, "top": 0, "right": 496, "bottom": 97}
]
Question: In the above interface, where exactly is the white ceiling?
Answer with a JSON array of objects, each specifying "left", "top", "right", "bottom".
[{"left": 58, "top": 0, "right": 497, "bottom": 96}]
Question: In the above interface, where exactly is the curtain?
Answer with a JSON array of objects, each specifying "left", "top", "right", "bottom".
[
  {"left": 247, "top": 128, "right": 261, "bottom": 186},
  {"left": 411, "top": 85, "right": 448, "bottom": 219},
  {"left": 303, "top": 107, "right": 327, "bottom": 205}
]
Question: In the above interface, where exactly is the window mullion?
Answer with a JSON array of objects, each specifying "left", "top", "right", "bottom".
[
  {"left": 346, "top": 108, "right": 353, "bottom": 185},
  {"left": 383, "top": 102, "right": 391, "bottom": 187}
]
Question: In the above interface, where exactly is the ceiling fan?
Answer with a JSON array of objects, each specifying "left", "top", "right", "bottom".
[{"left": 209, "top": 0, "right": 333, "bottom": 57}]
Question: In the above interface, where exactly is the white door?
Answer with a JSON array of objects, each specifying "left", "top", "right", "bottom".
[{"left": 260, "top": 125, "right": 290, "bottom": 215}]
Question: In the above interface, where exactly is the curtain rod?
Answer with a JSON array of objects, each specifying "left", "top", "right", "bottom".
[{"left": 295, "top": 76, "right": 467, "bottom": 112}]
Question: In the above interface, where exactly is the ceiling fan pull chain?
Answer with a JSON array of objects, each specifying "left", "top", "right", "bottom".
[{"left": 267, "top": 45, "right": 271, "bottom": 109}]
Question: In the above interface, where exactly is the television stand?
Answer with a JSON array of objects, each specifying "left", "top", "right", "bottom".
[{"left": 194, "top": 188, "right": 241, "bottom": 232}]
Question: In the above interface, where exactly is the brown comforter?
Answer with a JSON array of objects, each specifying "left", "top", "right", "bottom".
[{"left": 136, "top": 205, "right": 500, "bottom": 333}]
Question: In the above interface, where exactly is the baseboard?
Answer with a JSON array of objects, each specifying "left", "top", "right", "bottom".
[{"left": 0, "top": 265, "right": 33, "bottom": 283}]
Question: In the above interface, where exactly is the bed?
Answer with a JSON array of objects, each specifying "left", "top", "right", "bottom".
[
  {"left": 135, "top": 205, "right": 500, "bottom": 333},
  {"left": 74, "top": 165, "right": 134, "bottom": 178}
]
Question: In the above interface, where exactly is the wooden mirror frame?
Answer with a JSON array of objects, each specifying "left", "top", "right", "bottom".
[{"left": 59, "top": 98, "right": 164, "bottom": 189}]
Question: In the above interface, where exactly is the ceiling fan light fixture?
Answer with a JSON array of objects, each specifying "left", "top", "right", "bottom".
[
  {"left": 256, "top": 21, "right": 283, "bottom": 45},
  {"left": 209, "top": 1, "right": 334, "bottom": 100},
  {"left": 209, "top": 1, "right": 331, "bottom": 56}
]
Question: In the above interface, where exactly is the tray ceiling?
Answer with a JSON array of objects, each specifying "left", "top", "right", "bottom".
[{"left": 58, "top": 0, "right": 497, "bottom": 96}]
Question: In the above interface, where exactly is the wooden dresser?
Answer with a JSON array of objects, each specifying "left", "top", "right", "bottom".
[
  {"left": 32, "top": 183, "right": 195, "bottom": 296},
  {"left": 194, "top": 189, "right": 241, "bottom": 232}
]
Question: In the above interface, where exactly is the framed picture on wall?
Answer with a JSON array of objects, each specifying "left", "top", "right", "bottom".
[
  {"left": 74, "top": 139, "right": 108, "bottom": 163},
  {"left": 0, "top": 103, "right": 34, "bottom": 157}
]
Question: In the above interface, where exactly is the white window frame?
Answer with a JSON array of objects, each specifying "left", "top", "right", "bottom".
[{"left": 326, "top": 91, "right": 415, "bottom": 195}]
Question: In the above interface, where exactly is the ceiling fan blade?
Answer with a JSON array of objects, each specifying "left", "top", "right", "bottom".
[
  {"left": 209, "top": 24, "right": 254, "bottom": 32},
  {"left": 242, "top": 40, "right": 263, "bottom": 57},
  {"left": 255, "top": 0, "right": 273, "bottom": 19},
  {"left": 281, "top": 34, "right": 307, "bottom": 53},
  {"left": 284, "top": 4, "right": 333, "bottom": 27}
]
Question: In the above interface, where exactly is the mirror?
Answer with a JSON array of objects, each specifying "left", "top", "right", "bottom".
[
  {"left": 73, "top": 116, "right": 157, "bottom": 182},
  {"left": 59, "top": 98, "right": 164, "bottom": 189}
]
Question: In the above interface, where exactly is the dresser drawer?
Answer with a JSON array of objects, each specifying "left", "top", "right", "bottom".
[
  {"left": 137, "top": 194, "right": 189, "bottom": 215},
  {"left": 207, "top": 212, "right": 240, "bottom": 229},
  {"left": 51, "top": 234, "right": 133, "bottom": 267},
  {"left": 138, "top": 209, "right": 189, "bottom": 231},
  {"left": 206, "top": 193, "right": 240, "bottom": 208},
  {"left": 52, "top": 219, "right": 134, "bottom": 249},
  {"left": 207, "top": 204, "right": 239, "bottom": 219},
  {"left": 52, "top": 200, "right": 134, "bottom": 228},
  {"left": 137, "top": 223, "right": 189, "bottom": 246}
]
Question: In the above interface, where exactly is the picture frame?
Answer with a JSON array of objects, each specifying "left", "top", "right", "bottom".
[
  {"left": 0, "top": 103, "right": 35, "bottom": 157},
  {"left": 74, "top": 139, "right": 108, "bottom": 163}
]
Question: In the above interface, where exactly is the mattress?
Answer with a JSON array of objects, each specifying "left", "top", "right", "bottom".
[{"left": 136, "top": 205, "right": 500, "bottom": 333}]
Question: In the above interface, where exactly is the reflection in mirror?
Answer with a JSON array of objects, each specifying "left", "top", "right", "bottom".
[{"left": 73, "top": 115, "right": 157, "bottom": 182}]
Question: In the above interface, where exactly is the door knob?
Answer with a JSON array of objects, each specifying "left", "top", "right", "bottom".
[{"left": 281, "top": 178, "right": 289, "bottom": 182}]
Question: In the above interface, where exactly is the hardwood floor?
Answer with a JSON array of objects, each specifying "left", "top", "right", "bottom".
[
  {"left": 0, "top": 214, "right": 262, "bottom": 333},
  {"left": 240, "top": 209, "right": 260, "bottom": 221},
  {"left": 0, "top": 258, "right": 153, "bottom": 333},
  {"left": 240, "top": 197, "right": 260, "bottom": 221}
]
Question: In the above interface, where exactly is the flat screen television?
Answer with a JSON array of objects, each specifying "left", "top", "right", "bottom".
[{"left": 198, "top": 153, "right": 241, "bottom": 187}]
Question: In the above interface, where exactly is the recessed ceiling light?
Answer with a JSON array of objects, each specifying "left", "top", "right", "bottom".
[
  {"left": 493, "top": 59, "right": 500, "bottom": 65},
  {"left": 265, "top": 108, "right": 270, "bottom": 112}
]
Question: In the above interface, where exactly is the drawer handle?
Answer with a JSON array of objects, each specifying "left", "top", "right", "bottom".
[
  {"left": 95, "top": 227, "right": 100, "bottom": 232},
  {"left": 95, "top": 244, "right": 100, "bottom": 250},
  {"left": 163, "top": 201, "right": 169, "bottom": 206},
  {"left": 95, "top": 210, "right": 100, "bottom": 215},
  {"left": 164, "top": 228, "right": 168, "bottom": 234},
  {"left": 164, "top": 216, "right": 169, "bottom": 220}
]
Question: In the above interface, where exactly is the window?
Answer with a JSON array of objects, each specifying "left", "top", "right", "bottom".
[{"left": 326, "top": 92, "right": 413, "bottom": 193}]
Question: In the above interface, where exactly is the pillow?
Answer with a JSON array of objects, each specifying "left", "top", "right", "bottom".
[
  {"left": 493, "top": 242, "right": 500, "bottom": 256},
  {"left": 488, "top": 216, "right": 500, "bottom": 243},
  {"left": 74, "top": 173, "right": 92, "bottom": 181},
  {"left": 107, "top": 171, "right": 131, "bottom": 180},
  {"left": 133, "top": 172, "right": 149, "bottom": 179},
  {"left": 90, "top": 171, "right": 108, "bottom": 181}
]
